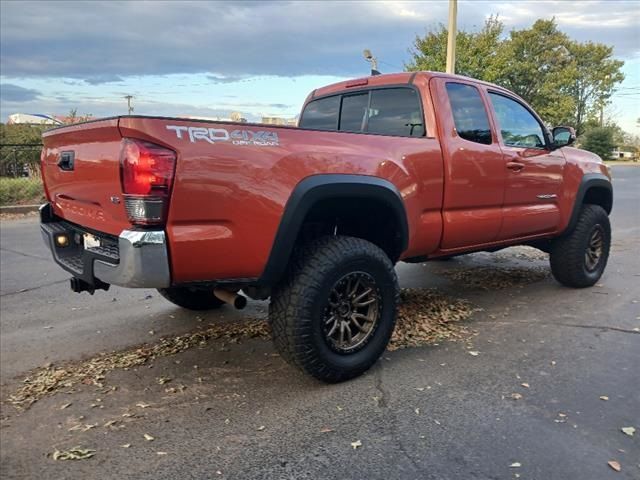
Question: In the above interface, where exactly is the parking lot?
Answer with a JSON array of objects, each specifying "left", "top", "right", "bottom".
[{"left": 1, "top": 166, "right": 638, "bottom": 480}]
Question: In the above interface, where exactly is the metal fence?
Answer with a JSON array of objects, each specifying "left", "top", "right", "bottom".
[{"left": 0, "top": 144, "right": 43, "bottom": 178}]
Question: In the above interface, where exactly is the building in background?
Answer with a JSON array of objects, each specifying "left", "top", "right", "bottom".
[
  {"left": 611, "top": 145, "right": 638, "bottom": 161},
  {"left": 261, "top": 116, "right": 298, "bottom": 126},
  {"left": 6, "top": 113, "right": 62, "bottom": 125}
]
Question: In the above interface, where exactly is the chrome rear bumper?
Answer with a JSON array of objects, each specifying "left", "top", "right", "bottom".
[{"left": 40, "top": 203, "right": 170, "bottom": 289}]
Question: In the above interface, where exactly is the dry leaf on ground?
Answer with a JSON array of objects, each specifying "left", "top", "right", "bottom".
[
  {"left": 350, "top": 440, "right": 362, "bottom": 450},
  {"left": 52, "top": 447, "right": 95, "bottom": 461},
  {"left": 621, "top": 427, "right": 635, "bottom": 436},
  {"left": 608, "top": 460, "right": 621, "bottom": 472},
  {"left": 439, "top": 266, "right": 548, "bottom": 290}
]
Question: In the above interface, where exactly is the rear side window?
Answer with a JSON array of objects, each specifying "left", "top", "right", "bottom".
[
  {"left": 299, "top": 95, "right": 339, "bottom": 130},
  {"left": 300, "top": 87, "right": 425, "bottom": 137},
  {"left": 367, "top": 89, "right": 424, "bottom": 137},
  {"left": 339, "top": 93, "right": 368, "bottom": 132},
  {"left": 445, "top": 83, "right": 492, "bottom": 145}
]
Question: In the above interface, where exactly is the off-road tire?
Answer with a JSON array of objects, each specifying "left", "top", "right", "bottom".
[
  {"left": 157, "top": 287, "right": 225, "bottom": 310},
  {"left": 550, "top": 204, "right": 611, "bottom": 288},
  {"left": 269, "top": 236, "right": 399, "bottom": 383}
]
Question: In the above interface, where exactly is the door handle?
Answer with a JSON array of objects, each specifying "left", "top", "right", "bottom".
[
  {"left": 506, "top": 161, "right": 524, "bottom": 172},
  {"left": 57, "top": 151, "right": 75, "bottom": 171}
]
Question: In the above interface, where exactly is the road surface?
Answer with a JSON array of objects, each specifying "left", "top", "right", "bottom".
[{"left": 1, "top": 166, "right": 638, "bottom": 479}]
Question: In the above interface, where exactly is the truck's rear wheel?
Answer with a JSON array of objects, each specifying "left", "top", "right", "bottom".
[
  {"left": 157, "top": 287, "right": 225, "bottom": 310},
  {"left": 549, "top": 204, "right": 611, "bottom": 288},
  {"left": 269, "top": 236, "right": 398, "bottom": 383}
]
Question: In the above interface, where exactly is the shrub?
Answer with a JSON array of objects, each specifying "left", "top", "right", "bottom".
[
  {"left": 581, "top": 127, "right": 615, "bottom": 160},
  {"left": 0, "top": 177, "right": 45, "bottom": 206}
]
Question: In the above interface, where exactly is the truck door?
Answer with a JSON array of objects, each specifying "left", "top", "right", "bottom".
[
  {"left": 486, "top": 91, "right": 565, "bottom": 240},
  {"left": 432, "top": 78, "right": 506, "bottom": 250}
]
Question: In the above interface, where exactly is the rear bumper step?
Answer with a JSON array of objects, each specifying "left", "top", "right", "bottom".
[{"left": 40, "top": 203, "right": 171, "bottom": 289}]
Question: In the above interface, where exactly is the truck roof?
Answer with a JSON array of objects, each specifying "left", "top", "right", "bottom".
[{"left": 310, "top": 71, "right": 518, "bottom": 101}]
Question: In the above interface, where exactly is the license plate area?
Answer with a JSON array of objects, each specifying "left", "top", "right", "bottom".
[{"left": 83, "top": 233, "right": 101, "bottom": 249}]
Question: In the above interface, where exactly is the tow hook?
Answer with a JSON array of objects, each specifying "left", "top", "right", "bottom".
[
  {"left": 69, "top": 277, "right": 110, "bottom": 295},
  {"left": 213, "top": 288, "right": 247, "bottom": 309}
]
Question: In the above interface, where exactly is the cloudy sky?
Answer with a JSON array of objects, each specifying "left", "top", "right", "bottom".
[{"left": 1, "top": 0, "right": 638, "bottom": 132}]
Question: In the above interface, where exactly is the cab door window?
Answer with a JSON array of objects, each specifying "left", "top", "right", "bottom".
[{"left": 488, "top": 93, "right": 546, "bottom": 148}]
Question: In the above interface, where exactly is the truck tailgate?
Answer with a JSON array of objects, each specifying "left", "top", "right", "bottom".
[{"left": 41, "top": 119, "right": 130, "bottom": 236}]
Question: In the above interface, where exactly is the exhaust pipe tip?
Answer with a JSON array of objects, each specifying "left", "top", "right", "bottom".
[{"left": 213, "top": 288, "right": 247, "bottom": 310}]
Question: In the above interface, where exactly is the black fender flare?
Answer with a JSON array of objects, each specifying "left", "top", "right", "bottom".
[
  {"left": 257, "top": 174, "right": 409, "bottom": 286},
  {"left": 564, "top": 173, "right": 613, "bottom": 234}
]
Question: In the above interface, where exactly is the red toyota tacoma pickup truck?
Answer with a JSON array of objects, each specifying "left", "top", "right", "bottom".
[{"left": 40, "top": 72, "right": 612, "bottom": 382}]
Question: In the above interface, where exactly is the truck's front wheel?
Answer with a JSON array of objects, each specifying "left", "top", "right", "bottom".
[
  {"left": 549, "top": 204, "right": 611, "bottom": 288},
  {"left": 269, "top": 236, "right": 398, "bottom": 383},
  {"left": 157, "top": 287, "right": 225, "bottom": 310}
]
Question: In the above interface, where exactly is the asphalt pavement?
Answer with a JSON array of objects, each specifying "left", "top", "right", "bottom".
[{"left": 1, "top": 166, "right": 638, "bottom": 480}]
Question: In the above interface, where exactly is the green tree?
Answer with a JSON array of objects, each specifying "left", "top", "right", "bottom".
[
  {"left": 566, "top": 42, "right": 624, "bottom": 135},
  {"left": 406, "top": 15, "right": 505, "bottom": 82},
  {"left": 581, "top": 127, "right": 615, "bottom": 160},
  {"left": 406, "top": 17, "right": 625, "bottom": 132},
  {"left": 499, "top": 19, "right": 575, "bottom": 126}
]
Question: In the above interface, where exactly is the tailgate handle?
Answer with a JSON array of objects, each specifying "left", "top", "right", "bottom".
[{"left": 58, "top": 151, "right": 75, "bottom": 171}]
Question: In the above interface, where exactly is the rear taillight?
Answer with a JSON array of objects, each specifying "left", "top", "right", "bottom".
[{"left": 119, "top": 138, "right": 176, "bottom": 225}]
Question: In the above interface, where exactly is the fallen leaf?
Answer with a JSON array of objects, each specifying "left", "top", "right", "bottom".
[
  {"left": 320, "top": 427, "right": 334, "bottom": 433},
  {"left": 511, "top": 393, "right": 523, "bottom": 400},
  {"left": 103, "top": 420, "right": 117, "bottom": 428},
  {"left": 59, "top": 403, "right": 72, "bottom": 410},
  {"left": 144, "top": 433, "right": 155, "bottom": 441},
  {"left": 257, "top": 425, "right": 266, "bottom": 431},
  {"left": 621, "top": 427, "right": 635, "bottom": 436},
  {"left": 156, "top": 451, "right": 168, "bottom": 455},
  {"left": 157, "top": 377, "right": 171, "bottom": 385},
  {"left": 510, "top": 462, "right": 522, "bottom": 468},
  {"left": 136, "top": 402, "right": 151, "bottom": 408},
  {"left": 52, "top": 446, "right": 96, "bottom": 461},
  {"left": 608, "top": 460, "right": 621, "bottom": 472},
  {"left": 415, "top": 387, "right": 425, "bottom": 392},
  {"left": 350, "top": 440, "right": 362, "bottom": 450},
  {"left": 468, "top": 351, "right": 480, "bottom": 356},
  {"left": 415, "top": 408, "right": 420, "bottom": 415},
  {"left": 600, "top": 396, "right": 609, "bottom": 401},
  {"left": 121, "top": 444, "right": 131, "bottom": 448},
  {"left": 521, "top": 383, "right": 530, "bottom": 388}
]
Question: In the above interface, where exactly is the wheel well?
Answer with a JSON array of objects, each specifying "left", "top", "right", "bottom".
[
  {"left": 297, "top": 197, "right": 404, "bottom": 262},
  {"left": 583, "top": 186, "right": 612, "bottom": 214}
]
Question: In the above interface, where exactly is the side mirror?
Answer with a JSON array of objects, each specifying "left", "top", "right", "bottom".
[{"left": 552, "top": 126, "right": 576, "bottom": 149}]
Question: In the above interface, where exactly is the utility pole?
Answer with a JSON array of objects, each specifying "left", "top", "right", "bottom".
[
  {"left": 124, "top": 95, "right": 134, "bottom": 115},
  {"left": 446, "top": 0, "right": 458, "bottom": 74},
  {"left": 600, "top": 105, "right": 603, "bottom": 127}
]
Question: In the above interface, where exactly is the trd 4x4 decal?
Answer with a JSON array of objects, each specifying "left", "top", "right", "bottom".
[{"left": 166, "top": 125, "right": 279, "bottom": 146}]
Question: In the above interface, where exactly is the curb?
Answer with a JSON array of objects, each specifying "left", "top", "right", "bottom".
[{"left": 0, "top": 204, "right": 41, "bottom": 214}]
